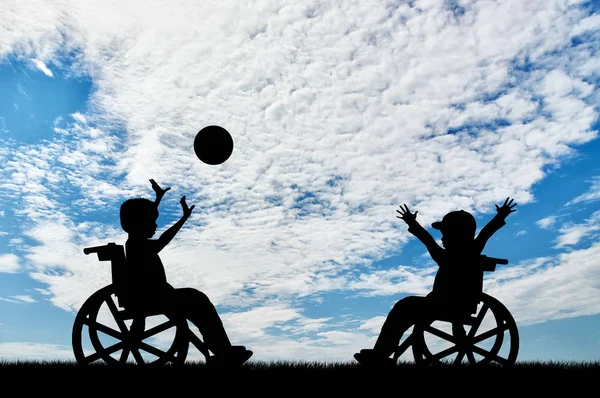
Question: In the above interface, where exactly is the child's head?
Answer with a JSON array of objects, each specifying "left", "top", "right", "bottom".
[
  {"left": 431, "top": 210, "right": 476, "bottom": 249},
  {"left": 120, "top": 198, "right": 158, "bottom": 238}
]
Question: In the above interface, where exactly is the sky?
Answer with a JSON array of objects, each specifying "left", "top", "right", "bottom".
[{"left": 0, "top": 0, "right": 599, "bottom": 364}]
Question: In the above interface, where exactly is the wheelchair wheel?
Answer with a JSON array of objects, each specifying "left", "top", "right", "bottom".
[
  {"left": 72, "top": 285, "right": 189, "bottom": 366},
  {"left": 412, "top": 293, "right": 519, "bottom": 366}
]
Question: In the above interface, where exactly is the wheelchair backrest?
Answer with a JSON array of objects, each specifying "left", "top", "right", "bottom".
[{"left": 83, "top": 242, "right": 129, "bottom": 307}]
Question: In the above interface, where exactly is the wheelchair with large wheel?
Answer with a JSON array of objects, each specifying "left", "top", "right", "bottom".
[
  {"left": 392, "top": 255, "right": 519, "bottom": 366},
  {"left": 72, "top": 242, "right": 210, "bottom": 366}
]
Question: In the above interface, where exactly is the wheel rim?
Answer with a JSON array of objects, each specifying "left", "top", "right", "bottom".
[
  {"left": 72, "top": 285, "right": 189, "bottom": 366},
  {"left": 413, "top": 293, "right": 519, "bottom": 366},
  {"left": 72, "top": 286, "right": 108, "bottom": 365}
]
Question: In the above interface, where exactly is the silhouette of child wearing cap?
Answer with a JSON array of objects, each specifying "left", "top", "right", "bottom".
[
  {"left": 120, "top": 179, "right": 252, "bottom": 366},
  {"left": 354, "top": 198, "right": 517, "bottom": 366}
]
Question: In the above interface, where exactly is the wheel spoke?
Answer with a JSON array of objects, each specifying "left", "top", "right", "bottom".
[
  {"left": 471, "top": 345, "right": 508, "bottom": 365},
  {"left": 432, "top": 345, "right": 459, "bottom": 361},
  {"left": 131, "top": 347, "right": 145, "bottom": 364},
  {"left": 425, "top": 325, "right": 456, "bottom": 343},
  {"left": 454, "top": 350, "right": 465, "bottom": 365},
  {"left": 119, "top": 348, "right": 130, "bottom": 363},
  {"left": 141, "top": 320, "right": 176, "bottom": 340},
  {"left": 472, "top": 324, "right": 506, "bottom": 344},
  {"left": 188, "top": 330, "right": 210, "bottom": 357},
  {"left": 138, "top": 341, "right": 167, "bottom": 358},
  {"left": 394, "top": 335, "right": 414, "bottom": 360},
  {"left": 85, "top": 319, "right": 122, "bottom": 340},
  {"left": 105, "top": 295, "right": 129, "bottom": 333},
  {"left": 90, "top": 341, "right": 125, "bottom": 362},
  {"left": 468, "top": 303, "right": 489, "bottom": 338},
  {"left": 466, "top": 350, "right": 476, "bottom": 365},
  {"left": 83, "top": 352, "right": 102, "bottom": 364}
]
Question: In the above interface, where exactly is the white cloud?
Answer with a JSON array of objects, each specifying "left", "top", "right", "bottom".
[
  {"left": 13, "top": 295, "right": 36, "bottom": 303},
  {"left": 0, "top": 295, "right": 36, "bottom": 304},
  {"left": 71, "top": 112, "right": 87, "bottom": 124},
  {"left": 347, "top": 265, "right": 437, "bottom": 296},
  {"left": 221, "top": 304, "right": 302, "bottom": 340},
  {"left": 571, "top": 12, "right": 600, "bottom": 37},
  {"left": 536, "top": 216, "right": 557, "bottom": 230},
  {"left": 554, "top": 210, "right": 600, "bottom": 248},
  {"left": 0, "top": 342, "right": 73, "bottom": 361},
  {"left": 565, "top": 176, "right": 600, "bottom": 206},
  {"left": 0, "top": 253, "right": 20, "bottom": 273},
  {"left": 358, "top": 316, "right": 386, "bottom": 334},
  {"left": 0, "top": 297, "right": 19, "bottom": 303},
  {"left": 30, "top": 58, "right": 53, "bottom": 77}
]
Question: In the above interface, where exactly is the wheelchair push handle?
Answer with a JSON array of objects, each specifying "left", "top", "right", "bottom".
[
  {"left": 83, "top": 243, "right": 120, "bottom": 261},
  {"left": 486, "top": 256, "right": 508, "bottom": 265},
  {"left": 83, "top": 245, "right": 105, "bottom": 255}
]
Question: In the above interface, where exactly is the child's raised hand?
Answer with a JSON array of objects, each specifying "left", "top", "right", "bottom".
[
  {"left": 495, "top": 197, "right": 517, "bottom": 218},
  {"left": 396, "top": 204, "right": 418, "bottom": 224},
  {"left": 150, "top": 179, "right": 171, "bottom": 198},
  {"left": 180, "top": 196, "right": 195, "bottom": 218}
]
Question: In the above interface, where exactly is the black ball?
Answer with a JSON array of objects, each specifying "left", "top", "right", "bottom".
[{"left": 194, "top": 125, "right": 234, "bottom": 165}]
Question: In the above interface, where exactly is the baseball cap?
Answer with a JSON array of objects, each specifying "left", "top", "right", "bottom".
[{"left": 432, "top": 210, "right": 476, "bottom": 237}]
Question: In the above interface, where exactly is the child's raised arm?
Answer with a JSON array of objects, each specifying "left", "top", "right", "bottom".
[
  {"left": 473, "top": 197, "right": 517, "bottom": 254},
  {"left": 396, "top": 204, "right": 443, "bottom": 263},
  {"left": 150, "top": 179, "right": 171, "bottom": 208},
  {"left": 155, "top": 196, "right": 195, "bottom": 253}
]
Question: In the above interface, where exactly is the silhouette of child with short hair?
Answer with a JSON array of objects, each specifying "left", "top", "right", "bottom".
[
  {"left": 120, "top": 179, "right": 252, "bottom": 366},
  {"left": 354, "top": 198, "right": 517, "bottom": 365}
]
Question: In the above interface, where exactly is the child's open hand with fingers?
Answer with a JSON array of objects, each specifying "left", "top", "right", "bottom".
[
  {"left": 180, "top": 196, "right": 195, "bottom": 219},
  {"left": 396, "top": 204, "right": 418, "bottom": 224},
  {"left": 150, "top": 179, "right": 171, "bottom": 199},
  {"left": 495, "top": 197, "right": 517, "bottom": 219}
]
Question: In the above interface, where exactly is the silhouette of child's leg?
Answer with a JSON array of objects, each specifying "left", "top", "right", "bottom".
[
  {"left": 373, "top": 296, "right": 429, "bottom": 357},
  {"left": 167, "top": 288, "right": 232, "bottom": 355}
]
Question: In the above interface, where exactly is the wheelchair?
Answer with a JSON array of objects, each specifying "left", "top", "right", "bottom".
[
  {"left": 392, "top": 255, "right": 519, "bottom": 366},
  {"left": 72, "top": 242, "right": 211, "bottom": 366}
]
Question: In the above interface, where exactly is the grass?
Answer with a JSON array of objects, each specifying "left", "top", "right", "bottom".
[
  {"left": 4, "top": 358, "right": 598, "bottom": 369},
  {"left": 1, "top": 359, "right": 598, "bottom": 394}
]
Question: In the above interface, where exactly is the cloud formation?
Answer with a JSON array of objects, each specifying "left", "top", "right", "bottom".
[
  {"left": 0, "top": 253, "right": 20, "bottom": 273},
  {"left": 31, "top": 58, "right": 53, "bottom": 77},
  {"left": 566, "top": 176, "right": 600, "bottom": 206},
  {"left": 0, "top": 342, "right": 73, "bottom": 361},
  {"left": 564, "top": 209, "right": 600, "bottom": 242}
]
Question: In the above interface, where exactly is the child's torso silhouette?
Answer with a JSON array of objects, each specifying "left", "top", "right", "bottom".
[
  {"left": 429, "top": 248, "right": 484, "bottom": 313},
  {"left": 125, "top": 236, "right": 171, "bottom": 308}
]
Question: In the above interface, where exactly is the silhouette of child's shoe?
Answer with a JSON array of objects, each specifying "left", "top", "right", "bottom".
[
  {"left": 354, "top": 349, "right": 395, "bottom": 367},
  {"left": 207, "top": 346, "right": 253, "bottom": 368}
]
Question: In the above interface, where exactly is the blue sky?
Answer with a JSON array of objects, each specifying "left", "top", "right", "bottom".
[{"left": 0, "top": 0, "right": 599, "bottom": 364}]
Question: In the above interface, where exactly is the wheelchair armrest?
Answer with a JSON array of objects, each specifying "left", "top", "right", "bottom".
[
  {"left": 480, "top": 256, "right": 508, "bottom": 272},
  {"left": 489, "top": 257, "right": 509, "bottom": 265}
]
